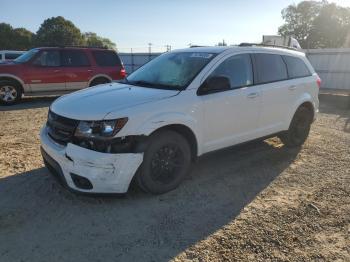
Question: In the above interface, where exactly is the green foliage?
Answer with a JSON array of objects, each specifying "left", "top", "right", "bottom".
[
  {"left": 279, "top": 1, "right": 350, "bottom": 48},
  {"left": 0, "top": 23, "right": 34, "bottom": 50},
  {"left": 83, "top": 32, "right": 116, "bottom": 49},
  {"left": 0, "top": 17, "right": 116, "bottom": 50},
  {"left": 34, "top": 16, "right": 85, "bottom": 46}
]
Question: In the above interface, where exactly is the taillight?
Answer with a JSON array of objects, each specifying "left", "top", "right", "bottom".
[
  {"left": 316, "top": 75, "right": 322, "bottom": 88},
  {"left": 119, "top": 68, "right": 126, "bottom": 78}
]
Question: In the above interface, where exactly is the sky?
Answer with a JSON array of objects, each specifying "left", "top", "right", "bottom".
[{"left": 1, "top": 0, "right": 350, "bottom": 52}]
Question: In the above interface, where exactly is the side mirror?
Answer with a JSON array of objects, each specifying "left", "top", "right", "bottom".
[{"left": 198, "top": 76, "right": 231, "bottom": 95}]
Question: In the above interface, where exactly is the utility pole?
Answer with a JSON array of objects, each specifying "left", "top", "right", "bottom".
[
  {"left": 148, "top": 43, "right": 152, "bottom": 61},
  {"left": 165, "top": 45, "right": 171, "bottom": 52},
  {"left": 131, "top": 48, "right": 134, "bottom": 73}
]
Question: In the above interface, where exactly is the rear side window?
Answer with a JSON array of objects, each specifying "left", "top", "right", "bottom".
[
  {"left": 254, "top": 53, "right": 288, "bottom": 84},
  {"left": 92, "top": 50, "right": 121, "bottom": 66},
  {"left": 5, "top": 53, "right": 22, "bottom": 60},
  {"left": 62, "top": 50, "right": 90, "bottom": 67},
  {"left": 211, "top": 54, "right": 253, "bottom": 89},
  {"left": 283, "top": 55, "right": 311, "bottom": 79}
]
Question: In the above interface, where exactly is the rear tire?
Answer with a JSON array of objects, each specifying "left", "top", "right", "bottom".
[
  {"left": 279, "top": 106, "right": 313, "bottom": 147},
  {"left": 0, "top": 80, "right": 22, "bottom": 105},
  {"left": 89, "top": 77, "right": 111, "bottom": 87},
  {"left": 136, "top": 130, "right": 191, "bottom": 194}
]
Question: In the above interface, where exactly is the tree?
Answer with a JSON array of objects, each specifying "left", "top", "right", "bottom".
[
  {"left": 83, "top": 32, "right": 116, "bottom": 49},
  {"left": 0, "top": 23, "right": 34, "bottom": 50},
  {"left": 0, "top": 23, "right": 14, "bottom": 49},
  {"left": 278, "top": 1, "right": 323, "bottom": 48},
  {"left": 12, "top": 28, "right": 34, "bottom": 50},
  {"left": 279, "top": 1, "right": 350, "bottom": 48},
  {"left": 35, "top": 16, "right": 85, "bottom": 47},
  {"left": 309, "top": 3, "right": 350, "bottom": 48},
  {"left": 0, "top": 17, "right": 117, "bottom": 50}
]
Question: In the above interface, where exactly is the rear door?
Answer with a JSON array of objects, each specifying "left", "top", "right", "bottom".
[
  {"left": 199, "top": 53, "right": 262, "bottom": 152},
  {"left": 251, "top": 53, "right": 291, "bottom": 136},
  {"left": 26, "top": 50, "right": 66, "bottom": 92},
  {"left": 91, "top": 50, "right": 123, "bottom": 80},
  {"left": 62, "top": 49, "right": 93, "bottom": 91}
]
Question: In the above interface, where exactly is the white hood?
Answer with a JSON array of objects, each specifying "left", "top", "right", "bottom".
[{"left": 50, "top": 83, "right": 179, "bottom": 120}]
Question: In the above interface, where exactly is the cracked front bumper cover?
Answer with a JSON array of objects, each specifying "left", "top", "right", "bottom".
[{"left": 40, "top": 127, "right": 144, "bottom": 193}]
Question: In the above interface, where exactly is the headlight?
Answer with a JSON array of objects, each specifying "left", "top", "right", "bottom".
[{"left": 74, "top": 118, "right": 128, "bottom": 138}]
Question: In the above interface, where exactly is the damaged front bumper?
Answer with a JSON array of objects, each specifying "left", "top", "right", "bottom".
[{"left": 40, "top": 127, "right": 143, "bottom": 193}]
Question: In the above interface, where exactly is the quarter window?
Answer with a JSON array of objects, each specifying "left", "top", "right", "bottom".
[
  {"left": 254, "top": 54, "right": 288, "bottom": 84},
  {"left": 33, "top": 50, "right": 60, "bottom": 67},
  {"left": 283, "top": 55, "right": 311, "bottom": 78},
  {"left": 210, "top": 54, "right": 253, "bottom": 89},
  {"left": 62, "top": 50, "right": 90, "bottom": 67},
  {"left": 92, "top": 51, "right": 122, "bottom": 66}
]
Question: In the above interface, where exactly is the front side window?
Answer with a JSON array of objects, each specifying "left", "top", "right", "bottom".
[
  {"left": 127, "top": 52, "right": 216, "bottom": 90},
  {"left": 62, "top": 50, "right": 90, "bottom": 67},
  {"left": 33, "top": 50, "right": 60, "bottom": 67},
  {"left": 283, "top": 55, "right": 311, "bottom": 79},
  {"left": 254, "top": 53, "right": 288, "bottom": 84},
  {"left": 210, "top": 54, "right": 253, "bottom": 89},
  {"left": 14, "top": 49, "right": 39, "bottom": 63}
]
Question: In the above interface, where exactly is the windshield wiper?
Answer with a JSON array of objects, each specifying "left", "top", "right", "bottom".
[{"left": 128, "top": 80, "right": 182, "bottom": 90}]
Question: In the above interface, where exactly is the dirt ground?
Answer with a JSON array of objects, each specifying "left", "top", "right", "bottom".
[{"left": 0, "top": 97, "right": 349, "bottom": 262}]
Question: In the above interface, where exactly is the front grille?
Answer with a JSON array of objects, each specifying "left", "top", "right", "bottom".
[{"left": 47, "top": 110, "right": 79, "bottom": 145}]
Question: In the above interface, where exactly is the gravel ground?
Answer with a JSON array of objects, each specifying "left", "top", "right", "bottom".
[{"left": 0, "top": 97, "right": 349, "bottom": 262}]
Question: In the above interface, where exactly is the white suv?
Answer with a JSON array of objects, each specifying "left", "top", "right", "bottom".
[{"left": 40, "top": 46, "right": 320, "bottom": 194}]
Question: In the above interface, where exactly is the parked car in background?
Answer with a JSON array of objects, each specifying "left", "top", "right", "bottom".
[
  {"left": 0, "top": 47, "right": 126, "bottom": 105},
  {"left": 40, "top": 46, "right": 320, "bottom": 195},
  {"left": 0, "top": 50, "right": 25, "bottom": 62}
]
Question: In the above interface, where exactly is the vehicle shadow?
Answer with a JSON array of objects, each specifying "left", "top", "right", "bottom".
[
  {"left": 0, "top": 140, "right": 300, "bottom": 262},
  {"left": 319, "top": 102, "right": 350, "bottom": 133},
  {"left": 0, "top": 96, "right": 58, "bottom": 111}
]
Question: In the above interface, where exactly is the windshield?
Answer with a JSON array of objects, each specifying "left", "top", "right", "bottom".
[
  {"left": 126, "top": 52, "right": 216, "bottom": 90},
  {"left": 14, "top": 49, "right": 39, "bottom": 63}
]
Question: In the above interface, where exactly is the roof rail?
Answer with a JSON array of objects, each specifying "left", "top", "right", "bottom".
[
  {"left": 238, "top": 42, "right": 301, "bottom": 51},
  {"left": 60, "top": 45, "right": 109, "bottom": 49},
  {"left": 190, "top": 45, "right": 208, "bottom": 48},
  {"left": 36, "top": 45, "right": 109, "bottom": 49}
]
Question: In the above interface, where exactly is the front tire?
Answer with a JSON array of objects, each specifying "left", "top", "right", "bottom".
[
  {"left": 136, "top": 130, "right": 191, "bottom": 194},
  {"left": 0, "top": 80, "right": 22, "bottom": 105},
  {"left": 279, "top": 106, "right": 313, "bottom": 147}
]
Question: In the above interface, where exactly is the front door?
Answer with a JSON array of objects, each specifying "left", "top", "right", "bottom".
[
  {"left": 199, "top": 53, "right": 262, "bottom": 153},
  {"left": 26, "top": 50, "right": 66, "bottom": 92}
]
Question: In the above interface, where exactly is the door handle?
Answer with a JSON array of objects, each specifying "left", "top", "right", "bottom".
[
  {"left": 247, "top": 92, "right": 259, "bottom": 99},
  {"left": 87, "top": 69, "right": 93, "bottom": 72},
  {"left": 288, "top": 85, "right": 297, "bottom": 90},
  {"left": 54, "top": 69, "right": 61, "bottom": 73}
]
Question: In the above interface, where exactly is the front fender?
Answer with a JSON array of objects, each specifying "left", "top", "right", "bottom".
[{"left": 133, "top": 112, "right": 203, "bottom": 155}]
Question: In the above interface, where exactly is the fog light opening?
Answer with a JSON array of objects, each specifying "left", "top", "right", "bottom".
[{"left": 70, "top": 173, "right": 93, "bottom": 190}]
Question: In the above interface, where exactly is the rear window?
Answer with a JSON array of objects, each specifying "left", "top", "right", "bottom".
[
  {"left": 283, "top": 55, "right": 311, "bottom": 79},
  {"left": 92, "top": 50, "right": 121, "bottom": 66},
  {"left": 62, "top": 50, "right": 90, "bottom": 67},
  {"left": 254, "top": 53, "right": 288, "bottom": 84},
  {"left": 5, "top": 53, "right": 22, "bottom": 60}
]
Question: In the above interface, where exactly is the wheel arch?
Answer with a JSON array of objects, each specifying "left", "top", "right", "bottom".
[
  {"left": 0, "top": 75, "right": 25, "bottom": 93},
  {"left": 286, "top": 97, "right": 316, "bottom": 130},
  {"left": 88, "top": 74, "right": 112, "bottom": 86},
  {"left": 149, "top": 124, "right": 198, "bottom": 162}
]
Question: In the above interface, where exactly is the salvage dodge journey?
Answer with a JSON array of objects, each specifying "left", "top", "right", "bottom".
[{"left": 40, "top": 46, "right": 320, "bottom": 194}]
